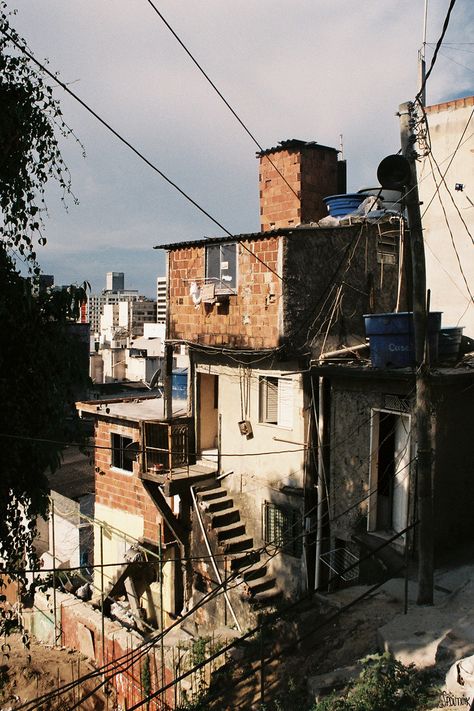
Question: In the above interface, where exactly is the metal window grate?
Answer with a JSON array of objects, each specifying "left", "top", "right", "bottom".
[
  {"left": 263, "top": 501, "right": 302, "bottom": 557},
  {"left": 320, "top": 547, "right": 359, "bottom": 582},
  {"left": 384, "top": 394, "right": 411, "bottom": 413}
]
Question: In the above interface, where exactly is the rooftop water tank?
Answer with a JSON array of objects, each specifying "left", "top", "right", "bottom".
[
  {"left": 364, "top": 312, "right": 442, "bottom": 368},
  {"left": 358, "top": 187, "right": 403, "bottom": 213},
  {"left": 322, "top": 193, "right": 367, "bottom": 217}
]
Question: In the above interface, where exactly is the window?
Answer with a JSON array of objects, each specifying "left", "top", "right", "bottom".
[
  {"left": 259, "top": 376, "right": 293, "bottom": 428},
  {"left": 263, "top": 501, "right": 302, "bottom": 557},
  {"left": 205, "top": 242, "right": 237, "bottom": 293},
  {"left": 111, "top": 433, "right": 134, "bottom": 473}
]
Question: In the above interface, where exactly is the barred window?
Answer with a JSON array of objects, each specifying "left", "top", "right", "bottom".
[
  {"left": 263, "top": 501, "right": 302, "bottom": 557},
  {"left": 111, "top": 433, "right": 134, "bottom": 473}
]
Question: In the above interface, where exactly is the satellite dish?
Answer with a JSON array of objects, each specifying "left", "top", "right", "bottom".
[
  {"left": 377, "top": 155, "right": 411, "bottom": 190},
  {"left": 149, "top": 368, "right": 161, "bottom": 390}
]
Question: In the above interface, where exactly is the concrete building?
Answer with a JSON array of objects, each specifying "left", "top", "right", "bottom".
[
  {"left": 153, "top": 138, "right": 413, "bottom": 630},
  {"left": 417, "top": 95, "right": 474, "bottom": 335},
  {"left": 36, "top": 448, "right": 95, "bottom": 571},
  {"left": 153, "top": 134, "right": 474, "bottom": 631}
]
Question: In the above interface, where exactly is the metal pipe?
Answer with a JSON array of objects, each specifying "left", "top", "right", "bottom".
[
  {"left": 318, "top": 343, "right": 367, "bottom": 360},
  {"left": 100, "top": 524, "right": 105, "bottom": 664},
  {"left": 190, "top": 486, "right": 241, "bottom": 632},
  {"left": 312, "top": 377, "right": 326, "bottom": 591},
  {"left": 51, "top": 498, "right": 58, "bottom": 646},
  {"left": 159, "top": 523, "right": 165, "bottom": 706}
]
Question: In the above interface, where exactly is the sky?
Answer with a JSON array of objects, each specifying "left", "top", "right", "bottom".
[{"left": 8, "top": 0, "right": 474, "bottom": 297}]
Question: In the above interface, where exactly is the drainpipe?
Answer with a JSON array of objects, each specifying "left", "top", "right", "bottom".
[{"left": 312, "top": 376, "right": 326, "bottom": 591}]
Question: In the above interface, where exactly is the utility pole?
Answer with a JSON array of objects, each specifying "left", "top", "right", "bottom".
[{"left": 399, "top": 100, "right": 434, "bottom": 606}]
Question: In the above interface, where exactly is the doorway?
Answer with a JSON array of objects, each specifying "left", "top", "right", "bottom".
[
  {"left": 368, "top": 410, "right": 411, "bottom": 536},
  {"left": 198, "top": 373, "right": 219, "bottom": 455}
]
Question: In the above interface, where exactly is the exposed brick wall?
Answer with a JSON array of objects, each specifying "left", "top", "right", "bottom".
[
  {"left": 94, "top": 419, "right": 161, "bottom": 543},
  {"left": 425, "top": 94, "right": 474, "bottom": 114},
  {"left": 259, "top": 145, "right": 339, "bottom": 231},
  {"left": 168, "top": 237, "right": 282, "bottom": 348}
]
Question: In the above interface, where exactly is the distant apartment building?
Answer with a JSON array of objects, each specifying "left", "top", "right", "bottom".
[
  {"left": 87, "top": 272, "right": 146, "bottom": 336},
  {"left": 156, "top": 276, "right": 167, "bottom": 324}
]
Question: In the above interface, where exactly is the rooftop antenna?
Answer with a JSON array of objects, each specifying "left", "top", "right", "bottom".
[
  {"left": 339, "top": 133, "right": 344, "bottom": 161},
  {"left": 418, "top": 0, "right": 428, "bottom": 106}
]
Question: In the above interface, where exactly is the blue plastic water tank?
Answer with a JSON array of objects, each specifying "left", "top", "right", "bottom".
[
  {"left": 323, "top": 193, "right": 367, "bottom": 217},
  {"left": 172, "top": 368, "right": 188, "bottom": 399},
  {"left": 364, "top": 312, "right": 442, "bottom": 368}
]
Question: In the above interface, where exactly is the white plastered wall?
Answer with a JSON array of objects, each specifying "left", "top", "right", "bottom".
[{"left": 418, "top": 100, "right": 474, "bottom": 335}]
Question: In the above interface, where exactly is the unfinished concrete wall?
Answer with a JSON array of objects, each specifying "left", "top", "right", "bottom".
[
  {"left": 283, "top": 220, "right": 406, "bottom": 354},
  {"left": 328, "top": 376, "right": 416, "bottom": 550}
]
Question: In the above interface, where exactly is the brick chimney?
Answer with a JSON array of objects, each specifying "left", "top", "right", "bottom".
[{"left": 258, "top": 139, "right": 345, "bottom": 232}]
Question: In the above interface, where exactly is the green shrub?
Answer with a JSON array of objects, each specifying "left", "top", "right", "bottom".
[{"left": 311, "top": 653, "right": 436, "bottom": 711}]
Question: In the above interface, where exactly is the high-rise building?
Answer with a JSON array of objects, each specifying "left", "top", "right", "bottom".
[
  {"left": 106, "top": 272, "right": 125, "bottom": 291},
  {"left": 156, "top": 276, "right": 167, "bottom": 324}
]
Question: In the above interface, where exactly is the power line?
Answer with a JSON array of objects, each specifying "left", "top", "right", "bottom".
[
  {"left": 1, "top": 27, "right": 286, "bottom": 285},
  {"left": 416, "top": 0, "right": 458, "bottom": 103},
  {"left": 144, "top": 0, "right": 301, "bottom": 202},
  {"left": 0, "top": 430, "right": 307, "bottom": 458}
]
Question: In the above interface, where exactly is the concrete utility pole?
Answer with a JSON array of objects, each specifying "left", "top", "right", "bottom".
[{"left": 399, "top": 101, "right": 434, "bottom": 606}]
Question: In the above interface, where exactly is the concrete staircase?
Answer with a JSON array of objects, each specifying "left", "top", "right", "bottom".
[{"left": 196, "top": 483, "right": 281, "bottom": 606}]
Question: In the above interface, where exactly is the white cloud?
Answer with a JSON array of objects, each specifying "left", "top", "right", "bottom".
[{"left": 8, "top": 0, "right": 474, "bottom": 292}]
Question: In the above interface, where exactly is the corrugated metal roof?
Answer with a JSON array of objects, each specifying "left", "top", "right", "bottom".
[
  {"left": 257, "top": 139, "right": 338, "bottom": 157},
  {"left": 153, "top": 217, "right": 396, "bottom": 251},
  {"left": 154, "top": 227, "right": 293, "bottom": 251}
]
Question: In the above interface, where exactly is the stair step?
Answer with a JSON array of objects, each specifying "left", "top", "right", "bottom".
[
  {"left": 198, "top": 487, "right": 227, "bottom": 502},
  {"left": 251, "top": 587, "right": 282, "bottom": 606},
  {"left": 242, "top": 562, "right": 268, "bottom": 581},
  {"left": 209, "top": 507, "right": 240, "bottom": 528},
  {"left": 216, "top": 522, "right": 246, "bottom": 542},
  {"left": 221, "top": 535, "right": 253, "bottom": 554},
  {"left": 229, "top": 550, "right": 260, "bottom": 571},
  {"left": 205, "top": 496, "right": 234, "bottom": 513},
  {"left": 245, "top": 576, "right": 276, "bottom": 596}
]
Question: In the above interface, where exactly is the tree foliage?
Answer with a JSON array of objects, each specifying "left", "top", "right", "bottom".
[
  {"left": 0, "top": 1, "right": 82, "bottom": 269},
  {"left": 0, "top": 1, "right": 88, "bottom": 627}
]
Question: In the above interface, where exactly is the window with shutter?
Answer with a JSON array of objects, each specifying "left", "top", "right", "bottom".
[{"left": 259, "top": 376, "right": 293, "bottom": 428}]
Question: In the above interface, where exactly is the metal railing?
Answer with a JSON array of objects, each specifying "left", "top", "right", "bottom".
[{"left": 144, "top": 418, "right": 194, "bottom": 475}]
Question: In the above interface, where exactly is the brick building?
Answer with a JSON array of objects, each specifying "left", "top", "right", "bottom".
[{"left": 76, "top": 394, "right": 214, "bottom": 631}]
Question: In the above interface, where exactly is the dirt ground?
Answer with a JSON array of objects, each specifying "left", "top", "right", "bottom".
[
  {"left": 206, "top": 590, "right": 402, "bottom": 710},
  {"left": 0, "top": 633, "right": 115, "bottom": 711}
]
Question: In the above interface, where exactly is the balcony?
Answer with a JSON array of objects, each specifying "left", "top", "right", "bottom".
[{"left": 141, "top": 418, "right": 217, "bottom": 496}]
